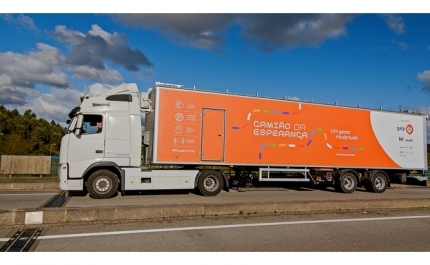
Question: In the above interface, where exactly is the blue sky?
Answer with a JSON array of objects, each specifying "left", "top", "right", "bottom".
[{"left": 1, "top": 2, "right": 430, "bottom": 140}]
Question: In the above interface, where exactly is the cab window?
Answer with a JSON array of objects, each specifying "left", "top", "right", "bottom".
[{"left": 82, "top": 115, "right": 103, "bottom": 134}]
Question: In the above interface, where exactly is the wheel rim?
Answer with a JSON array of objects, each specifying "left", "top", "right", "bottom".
[
  {"left": 374, "top": 176, "right": 386, "bottom": 190},
  {"left": 203, "top": 175, "right": 219, "bottom": 192},
  {"left": 94, "top": 177, "right": 111, "bottom": 193},
  {"left": 343, "top": 176, "right": 355, "bottom": 190}
]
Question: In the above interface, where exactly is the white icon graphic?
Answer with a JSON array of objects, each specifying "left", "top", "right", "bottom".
[
  {"left": 173, "top": 137, "right": 185, "bottom": 144},
  {"left": 175, "top": 100, "right": 184, "bottom": 109},
  {"left": 175, "top": 113, "right": 184, "bottom": 122},
  {"left": 175, "top": 125, "right": 183, "bottom": 134}
]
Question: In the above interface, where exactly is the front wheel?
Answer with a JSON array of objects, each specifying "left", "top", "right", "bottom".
[
  {"left": 87, "top": 169, "right": 119, "bottom": 199},
  {"left": 197, "top": 170, "right": 224, "bottom": 196}
]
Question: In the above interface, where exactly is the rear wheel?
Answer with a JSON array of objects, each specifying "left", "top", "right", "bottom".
[
  {"left": 198, "top": 170, "right": 224, "bottom": 196},
  {"left": 336, "top": 172, "right": 357, "bottom": 193},
  {"left": 87, "top": 169, "right": 118, "bottom": 199},
  {"left": 365, "top": 173, "right": 388, "bottom": 193}
]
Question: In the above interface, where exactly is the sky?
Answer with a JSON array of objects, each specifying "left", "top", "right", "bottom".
[{"left": 1, "top": 1, "right": 430, "bottom": 142}]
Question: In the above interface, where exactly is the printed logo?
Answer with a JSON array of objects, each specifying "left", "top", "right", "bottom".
[
  {"left": 397, "top": 126, "right": 405, "bottom": 132},
  {"left": 399, "top": 137, "right": 404, "bottom": 141},
  {"left": 406, "top": 124, "right": 413, "bottom": 135},
  {"left": 175, "top": 125, "right": 183, "bottom": 134},
  {"left": 175, "top": 100, "right": 184, "bottom": 109},
  {"left": 175, "top": 113, "right": 184, "bottom": 122}
]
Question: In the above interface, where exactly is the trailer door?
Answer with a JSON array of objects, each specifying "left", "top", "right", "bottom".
[{"left": 201, "top": 108, "right": 225, "bottom": 161}]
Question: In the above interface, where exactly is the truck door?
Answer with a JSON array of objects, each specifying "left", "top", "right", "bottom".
[
  {"left": 201, "top": 108, "right": 225, "bottom": 161},
  {"left": 67, "top": 114, "right": 105, "bottom": 178}
]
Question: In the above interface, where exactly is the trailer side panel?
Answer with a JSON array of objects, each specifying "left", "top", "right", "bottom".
[{"left": 152, "top": 87, "right": 426, "bottom": 170}]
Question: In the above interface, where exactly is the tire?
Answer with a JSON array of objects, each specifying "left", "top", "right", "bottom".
[
  {"left": 197, "top": 170, "right": 224, "bottom": 196},
  {"left": 86, "top": 169, "right": 119, "bottom": 199},
  {"left": 366, "top": 173, "right": 388, "bottom": 193},
  {"left": 337, "top": 172, "right": 357, "bottom": 193}
]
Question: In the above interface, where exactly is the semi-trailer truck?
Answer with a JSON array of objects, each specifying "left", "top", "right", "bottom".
[{"left": 59, "top": 82, "right": 428, "bottom": 199}]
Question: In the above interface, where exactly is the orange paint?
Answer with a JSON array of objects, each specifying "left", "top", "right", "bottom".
[{"left": 155, "top": 87, "right": 400, "bottom": 168}]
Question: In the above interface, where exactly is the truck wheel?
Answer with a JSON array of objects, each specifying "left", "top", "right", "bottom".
[
  {"left": 87, "top": 169, "right": 118, "bottom": 199},
  {"left": 366, "top": 173, "right": 387, "bottom": 193},
  {"left": 198, "top": 170, "right": 224, "bottom": 196},
  {"left": 337, "top": 172, "right": 357, "bottom": 193}
]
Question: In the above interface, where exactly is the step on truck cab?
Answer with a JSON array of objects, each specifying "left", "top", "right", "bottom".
[{"left": 60, "top": 82, "right": 428, "bottom": 198}]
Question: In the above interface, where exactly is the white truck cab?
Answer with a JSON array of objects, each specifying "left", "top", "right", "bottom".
[
  {"left": 60, "top": 83, "right": 143, "bottom": 197},
  {"left": 59, "top": 83, "right": 223, "bottom": 199}
]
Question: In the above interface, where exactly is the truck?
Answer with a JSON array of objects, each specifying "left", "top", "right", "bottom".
[{"left": 59, "top": 82, "right": 428, "bottom": 199}]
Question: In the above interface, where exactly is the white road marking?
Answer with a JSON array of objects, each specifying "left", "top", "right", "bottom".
[{"left": 1, "top": 215, "right": 429, "bottom": 242}]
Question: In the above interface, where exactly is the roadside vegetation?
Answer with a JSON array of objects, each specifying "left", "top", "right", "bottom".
[
  {"left": 0, "top": 106, "right": 65, "bottom": 157},
  {"left": 0, "top": 106, "right": 65, "bottom": 178}
]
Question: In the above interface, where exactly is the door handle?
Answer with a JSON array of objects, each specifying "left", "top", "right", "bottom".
[{"left": 96, "top": 150, "right": 103, "bottom": 154}]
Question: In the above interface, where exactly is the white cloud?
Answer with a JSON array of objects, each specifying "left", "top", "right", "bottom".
[
  {"left": 69, "top": 65, "right": 123, "bottom": 82},
  {"left": 1, "top": 14, "right": 38, "bottom": 32},
  {"left": 418, "top": 70, "right": 430, "bottom": 93},
  {"left": 381, "top": 14, "right": 405, "bottom": 35},
  {"left": 13, "top": 83, "right": 119, "bottom": 124},
  {"left": 0, "top": 74, "right": 12, "bottom": 86},
  {"left": 52, "top": 25, "right": 85, "bottom": 43},
  {"left": 0, "top": 86, "right": 28, "bottom": 105},
  {"left": 16, "top": 87, "right": 81, "bottom": 123},
  {"left": 393, "top": 41, "right": 413, "bottom": 51},
  {"left": 83, "top": 83, "right": 116, "bottom": 96},
  {"left": 0, "top": 43, "right": 68, "bottom": 88}
]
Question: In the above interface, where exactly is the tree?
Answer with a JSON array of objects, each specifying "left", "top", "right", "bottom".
[{"left": 0, "top": 106, "right": 66, "bottom": 157}]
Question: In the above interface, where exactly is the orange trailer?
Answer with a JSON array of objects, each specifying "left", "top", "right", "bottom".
[{"left": 143, "top": 83, "right": 428, "bottom": 194}]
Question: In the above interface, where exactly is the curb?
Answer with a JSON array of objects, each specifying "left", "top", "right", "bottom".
[{"left": 2, "top": 198, "right": 430, "bottom": 228}]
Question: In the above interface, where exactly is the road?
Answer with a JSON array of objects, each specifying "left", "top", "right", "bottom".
[
  {"left": 1, "top": 183, "right": 429, "bottom": 211},
  {"left": 0, "top": 190, "right": 59, "bottom": 210},
  {"left": 1, "top": 209, "right": 430, "bottom": 252},
  {"left": 65, "top": 184, "right": 430, "bottom": 208}
]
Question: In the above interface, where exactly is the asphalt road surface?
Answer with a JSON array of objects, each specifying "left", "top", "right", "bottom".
[
  {"left": 0, "top": 190, "right": 59, "bottom": 210},
  {"left": 65, "top": 185, "right": 430, "bottom": 208},
  {"left": 2, "top": 185, "right": 429, "bottom": 211},
  {"left": 2, "top": 209, "right": 430, "bottom": 252}
]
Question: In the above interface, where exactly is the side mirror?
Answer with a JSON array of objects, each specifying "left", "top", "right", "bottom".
[{"left": 74, "top": 115, "right": 83, "bottom": 135}]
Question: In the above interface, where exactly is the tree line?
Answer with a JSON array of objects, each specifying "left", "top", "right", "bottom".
[{"left": 0, "top": 105, "right": 65, "bottom": 157}]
